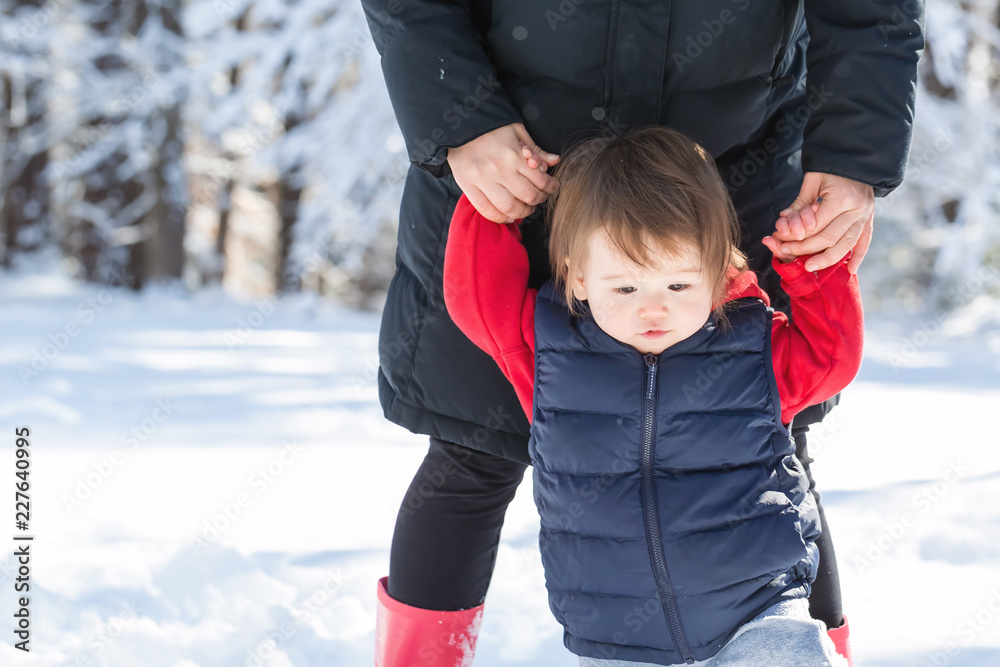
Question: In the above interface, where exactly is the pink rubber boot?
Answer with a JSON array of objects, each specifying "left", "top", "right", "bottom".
[
  {"left": 375, "top": 576, "right": 484, "bottom": 667},
  {"left": 828, "top": 614, "right": 854, "bottom": 666}
]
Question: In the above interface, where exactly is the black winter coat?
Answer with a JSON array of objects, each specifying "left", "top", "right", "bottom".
[{"left": 361, "top": 0, "right": 924, "bottom": 463}]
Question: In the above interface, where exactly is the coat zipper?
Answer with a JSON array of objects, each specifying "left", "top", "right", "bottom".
[{"left": 640, "top": 353, "right": 694, "bottom": 663}]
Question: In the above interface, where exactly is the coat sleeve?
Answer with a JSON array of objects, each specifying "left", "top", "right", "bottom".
[
  {"left": 800, "top": 0, "right": 925, "bottom": 197},
  {"left": 443, "top": 194, "right": 537, "bottom": 421},
  {"left": 360, "top": 0, "right": 524, "bottom": 179},
  {"left": 770, "top": 253, "right": 864, "bottom": 425}
]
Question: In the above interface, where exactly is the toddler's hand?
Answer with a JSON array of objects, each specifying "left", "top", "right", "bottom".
[
  {"left": 775, "top": 200, "right": 821, "bottom": 242},
  {"left": 519, "top": 141, "right": 552, "bottom": 174},
  {"left": 496, "top": 141, "right": 555, "bottom": 224},
  {"left": 763, "top": 202, "right": 821, "bottom": 263}
]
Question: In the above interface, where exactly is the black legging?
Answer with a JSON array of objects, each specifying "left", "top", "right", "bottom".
[
  {"left": 388, "top": 424, "right": 843, "bottom": 628},
  {"left": 793, "top": 421, "right": 844, "bottom": 628}
]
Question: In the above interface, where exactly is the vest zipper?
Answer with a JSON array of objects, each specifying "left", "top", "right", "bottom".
[{"left": 640, "top": 353, "right": 694, "bottom": 663}]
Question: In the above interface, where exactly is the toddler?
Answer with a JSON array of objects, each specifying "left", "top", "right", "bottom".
[{"left": 442, "top": 126, "right": 861, "bottom": 666}]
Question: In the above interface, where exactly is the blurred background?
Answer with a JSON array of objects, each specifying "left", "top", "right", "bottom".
[
  {"left": 2, "top": 0, "right": 404, "bottom": 310},
  {"left": 1, "top": 1, "right": 999, "bottom": 666},
  {"left": 1, "top": 0, "right": 998, "bottom": 313}
]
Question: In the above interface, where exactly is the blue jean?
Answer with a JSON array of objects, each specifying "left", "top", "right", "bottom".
[{"left": 578, "top": 597, "right": 848, "bottom": 667}]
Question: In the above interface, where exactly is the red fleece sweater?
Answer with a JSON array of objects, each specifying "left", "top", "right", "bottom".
[{"left": 443, "top": 194, "right": 864, "bottom": 426}]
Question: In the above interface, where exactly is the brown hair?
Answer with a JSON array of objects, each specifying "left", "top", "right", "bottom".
[{"left": 545, "top": 125, "right": 749, "bottom": 326}]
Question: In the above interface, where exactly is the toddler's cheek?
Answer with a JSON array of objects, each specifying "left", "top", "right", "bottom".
[{"left": 594, "top": 305, "right": 622, "bottom": 331}]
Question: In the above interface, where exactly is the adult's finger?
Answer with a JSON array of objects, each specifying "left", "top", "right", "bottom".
[
  {"left": 799, "top": 218, "right": 864, "bottom": 272},
  {"left": 513, "top": 126, "right": 560, "bottom": 190},
  {"left": 760, "top": 235, "right": 786, "bottom": 260},
  {"left": 513, "top": 123, "right": 560, "bottom": 168},
  {"left": 778, "top": 172, "right": 824, "bottom": 219},
  {"left": 464, "top": 184, "right": 518, "bottom": 224},
  {"left": 847, "top": 211, "right": 874, "bottom": 274},
  {"left": 519, "top": 141, "right": 559, "bottom": 175},
  {"left": 797, "top": 215, "right": 867, "bottom": 272},
  {"left": 773, "top": 207, "right": 866, "bottom": 264},
  {"left": 482, "top": 181, "right": 537, "bottom": 222},
  {"left": 510, "top": 158, "right": 559, "bottom": 202}
]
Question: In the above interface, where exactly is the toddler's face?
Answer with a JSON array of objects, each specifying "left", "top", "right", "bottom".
[{"left": 569, "top": 230, "right": 714, "bottom": 355}]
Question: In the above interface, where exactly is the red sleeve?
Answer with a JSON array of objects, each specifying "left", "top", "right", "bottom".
[
  {"left": 769, "top": 252, "right": 865, "bottom": 425},
  {"left": 443, "top": 194, "right": 537, "bottom": 421}
]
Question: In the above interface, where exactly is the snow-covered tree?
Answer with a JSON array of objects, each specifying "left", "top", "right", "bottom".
[
  {"left": 866, "top": 0, "right": 1000, "bottom": 317},
  {"left": 0, "top": 0, "right": 53, "bottom": 266},
  {"left": 42, "top": 0, "right": 188, "bottom": 287},
  {"left": 183, "top": 0, "right": 406, "bottom": 305}
]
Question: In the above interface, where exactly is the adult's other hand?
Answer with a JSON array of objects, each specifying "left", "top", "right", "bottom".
[
  {"left": 446, "top": 122, "right": 560, "bottom": 223},
  {"left": 769, "top": 172, "right": 875, "bottom": 274}
]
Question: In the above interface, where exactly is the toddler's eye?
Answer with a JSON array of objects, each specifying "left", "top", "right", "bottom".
[
  {"left": 615, "top": 287, "right": 636, "bottom": 295},
  {"left": 668, "top": 284, "right": 688, "bottom": 292}
]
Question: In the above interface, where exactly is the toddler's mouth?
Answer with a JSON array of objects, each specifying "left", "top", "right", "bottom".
[{"left": 640, "top": 329, "right": 669, "bottom": 339}]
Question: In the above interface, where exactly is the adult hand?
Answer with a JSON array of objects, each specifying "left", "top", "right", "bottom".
[
  {"left": 446, "top": 122, "right": 560, "bottom": 223},
  {"left": 764, "top": 172, "right": 875, "bottom": 274}
]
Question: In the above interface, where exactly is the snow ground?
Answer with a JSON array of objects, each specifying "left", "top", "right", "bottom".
[{"left": 1, "top": 248, "right": 999, "bottom": 667}]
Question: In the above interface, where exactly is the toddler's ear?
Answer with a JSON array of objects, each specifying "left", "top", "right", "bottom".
[{"left": 567, "top": 263, "right": 588, "bottom": 302}]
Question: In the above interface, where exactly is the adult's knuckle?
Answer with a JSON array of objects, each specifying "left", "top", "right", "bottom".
[{"left": 816, "top": 229, "right": 839, "bottom": 246}]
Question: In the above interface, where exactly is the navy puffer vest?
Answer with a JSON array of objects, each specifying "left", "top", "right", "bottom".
[{"left": 529, "top": 280, "right": 822, "bottom": 665}]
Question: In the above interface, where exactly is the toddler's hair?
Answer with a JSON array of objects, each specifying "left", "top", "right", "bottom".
[{"left": 545, "top": 125, "right": 749, "bottom": 325}]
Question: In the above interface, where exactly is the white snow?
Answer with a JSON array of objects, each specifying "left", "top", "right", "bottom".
[{"left": 1, "top": 247, "right": 999, "bottom": 666}]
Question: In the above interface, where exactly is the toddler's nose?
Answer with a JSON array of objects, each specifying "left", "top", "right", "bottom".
[{"left": 639, "top": 301, "right": 669, "bottom": 319}]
